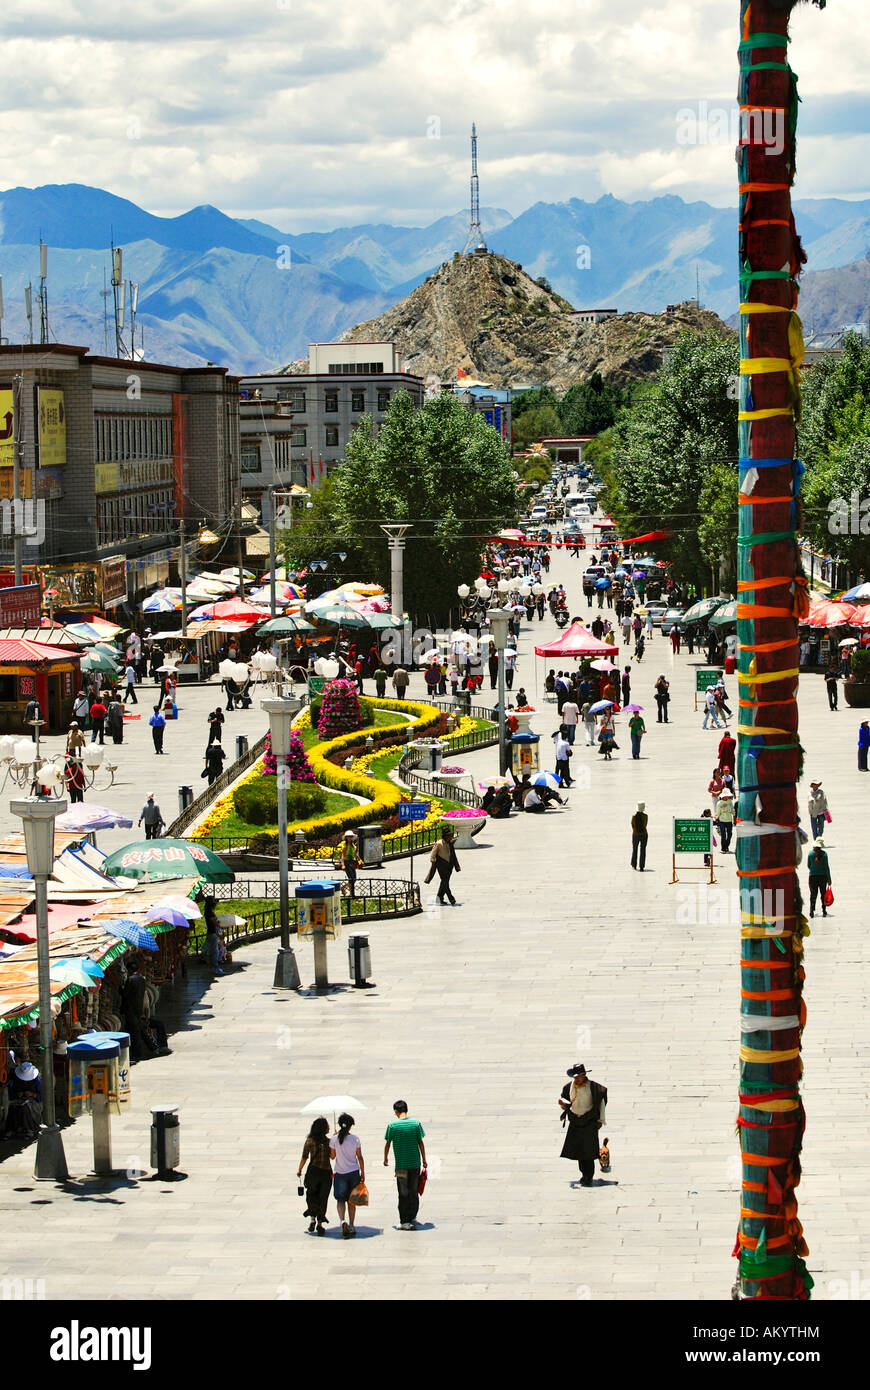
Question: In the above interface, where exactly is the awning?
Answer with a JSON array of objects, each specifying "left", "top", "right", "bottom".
[
  {"left": 621, "top": 530, "right": 671, "bottom": 544},
  {"left": 534, "top": 623, "right": 619, "bottom": 658}
]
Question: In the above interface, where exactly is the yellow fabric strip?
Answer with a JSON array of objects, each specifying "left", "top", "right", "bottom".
[
  {"left": 740, "top": 303, "right": 790, "bottom": 314},
  {"left": 742, "top": 929, "right": 793, "bottom": 939},
  {"left": 737, "top": 669, "right": 799, "bottom": 684},
  {"left": 740, "top": 1045, "right": 800, "bottom": 1062},
  {"left": 739, "top": 408, "right": 793, "bottom": 420},
  {"left": 745, "top": 1099, "right": 799, "bottom": 1113},
  {"left": 740, "top": 358, "right": 793, "bottom": 374},
  {"left": 737, "top": 724, "right": 793, "bottom": 736}
]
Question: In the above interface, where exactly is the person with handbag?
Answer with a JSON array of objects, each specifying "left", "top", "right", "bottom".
[
  {"left": 383, "top": 1100, "right": 426, "bottom": 1230},
  {"left": 329, "top": 1113, "right": 365, "bottom": 1239},
  {"left": 425, "top": 827, "right": 460, "bottom": 906},
  {"left": 807, "top": 838, "right": 832, "bottom": 918},
  {"left": 807, "top": 780, "right": 829, "bottom": 841},
  {"left": 558, "top": 1063, "right": 608, "bottom": 1187},
  {"left": 654, "top": 675, "right": 670, "bottom": 724}
]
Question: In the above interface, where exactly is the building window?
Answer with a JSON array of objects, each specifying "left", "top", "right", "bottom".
[
  {"left": 325, "top": 426, "right": 339, "bottom": 447},
  {"left": 377, "top": 390, "right": 391, "bottom": 412},
  {"left": 241, "top": 445, "right": 261, "bottom": 474},
  {"left": 290, "top": 427, "right": 307, "bottom": 447},
  {"left": 351, "top": 391, "right": 365, "bottom": 412},
  {"left": 325, "top": 392, "right": 338, "bottom": 413}
]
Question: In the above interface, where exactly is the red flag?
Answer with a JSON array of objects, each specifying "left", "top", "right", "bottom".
[{"left": 309, "top": 450, "right": 314, "bottom": 486}]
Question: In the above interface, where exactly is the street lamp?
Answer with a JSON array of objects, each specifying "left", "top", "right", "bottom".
[
  {"left": 380, "top": 524, "right": 410, "bottom": 620},
  {"left": 457, "top": 584, "right": 470, "bottom": 600},
  {"left": 262, "top": 694, "right": 302, "bottom": 989},
  {"left": 488, "top": 608, "right": 511, "bottom": 776},
  {"left": 10, "top": 792, "right": 69, "bottom": 1181}
]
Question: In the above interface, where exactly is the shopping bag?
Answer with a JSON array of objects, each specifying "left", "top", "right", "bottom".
[
  {"left": 823, "top": 885, "right": 834, "bottom": 908},
  {"left": 348, "top": 1181, "right": 369, "bottom": 1207},
  {"left": 598, "top": 1138, "right": 611, "bottom": 1173},
  {"left": 824, "top": 810, "right": 832, "bottom": 823},
  {"left": 417, "top": 1168, "right": 428, "bottom": 1197}
]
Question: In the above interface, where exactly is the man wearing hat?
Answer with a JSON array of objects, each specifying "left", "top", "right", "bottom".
[
  {"left": 807, "top": 781, "right": 828, "bottom": 841},
  {"left": 559, "top": 1065, "right": 608, "bottom": 1186},
  {"left": 138, "top": 795, "right": 164, "bottom": 840},
  {"left": 8, "top": 1061, "right": 43, "bottom": 1137},
  {"left": 631, "top": 802, "right": 648, "bottom": 870},
  {"left": 339, "top": 830, "right": 359, "bottom": 899},
  {"left": 715, "top": 788, "right": 735, "bottom": 853}
]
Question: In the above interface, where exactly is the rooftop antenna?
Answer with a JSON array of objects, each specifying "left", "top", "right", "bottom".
[
  {"left": 38, "top": 240, "right": 49, "bottom": 344},
  {"left": 100, "top": 266, "right": 111, "bottom": 354},
  {"left": 129, "top": 281, "right": 139, "bottom": 359},
  {"left": 111, "top": 243, "right": 125, "bottom": 358},
  {"left": 24, "top": 284, "right": 33, "bottom": 344},
  {"left": 462, "top": 123, "right": 487, "bottom": 255}
]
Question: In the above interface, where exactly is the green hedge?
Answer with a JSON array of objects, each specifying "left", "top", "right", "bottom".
[{"left": 233, "top": 776, "right": 327, "bottom": 826}]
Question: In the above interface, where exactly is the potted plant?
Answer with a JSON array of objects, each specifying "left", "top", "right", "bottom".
[
  {"left": 512, "top": 704, "right": 536, "bottom": 734},
  {"left": 437, "top": 764, "right": 468, "bottom": 786},
  {"left": 440, "top": 806, "right": 488, "bottom": 849},
  {"left": 844, "top": 647, "right": 870, "bottom": 708}
]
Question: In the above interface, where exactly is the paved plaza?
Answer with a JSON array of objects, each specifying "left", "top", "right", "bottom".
[{"left": 1, "top": 533, "right": 868, "bottom": 1302}]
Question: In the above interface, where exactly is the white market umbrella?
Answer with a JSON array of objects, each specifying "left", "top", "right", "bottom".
[{"left": 300, "top": 1094, "right": 368, "bottom": 1128}]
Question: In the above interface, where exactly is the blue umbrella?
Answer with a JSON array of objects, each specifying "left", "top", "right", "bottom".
[
  {"left": 0, "top": 864, "right": 34, "bottom": 879},
  {"left": 588, "top": 699, "right": 614, "bottom": 714},
  {"left": 531, "top": 770, "right": 563, "bottom": 791},
  {"left": 50, "top": 957, "right": 105, "bottom": 986},
  {"left": 613, "top": 567, "right": 628, "bottom": 578},
  {"left": 101, "top": 920, "right": 158, "bottom": 952},
  {"left": 594, "top": 576, "right": 611, "bottom": 589}
]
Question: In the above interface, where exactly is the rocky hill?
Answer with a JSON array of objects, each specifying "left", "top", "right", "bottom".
[{"left": 330, "top": 251, "right": 733, "bottom": 391}]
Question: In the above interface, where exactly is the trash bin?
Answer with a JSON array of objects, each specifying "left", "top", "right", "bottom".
[
  {"left": 725, "top": 654, "right": 736, "bottom": 675},
  {"left": 357, "top": 823, "right": 383, "bottom": 867},
  {"left": 151, "top": 1105, "right": 180, "bottom": 1175},
  {"left": 178, "top": 786, "right": 193, "bottom": 814},
  {"left": 347, "top": 934, "right": 372, "bottom": 987},
  {"left": 410, "top": 740, "right": 443, "bottom": 774},
  {"left": 236, "top": 734, "right": 249, "bottom": 760}
]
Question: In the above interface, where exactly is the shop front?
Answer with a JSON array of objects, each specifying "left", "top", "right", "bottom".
[{"left": 0, "top": 639, "right": 81, "bottom": 734}]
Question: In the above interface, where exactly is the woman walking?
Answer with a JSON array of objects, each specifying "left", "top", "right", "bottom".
[
  {"left": 807, "top": 780, "right": 828, "bottom": 841},
  {"left": 628, "top": 709, "right": 646, "bottom": 761},
  {"left": 425, "top": 826, "right": 461, "bottom": 906},
  {"left": 597, "top": 709, "right": 616, "bottom": 760},
  {"left": 330, "top": 1113, "right": 365, "bottom": 1239},
  {"left": 654, "top": 675, "right": 670, "bottom": 724},
  {"left": 107, "top": 696, "right": 124, "bottom": 745},
  {"left": 203, "top": 897, "right": 223, "bottom": 977},
  {"left": 807, "top": 839, "right": 832, "bottom": 919},
  {"left": 297, "top": 1117, "right": 333, "bottom": 1235}
]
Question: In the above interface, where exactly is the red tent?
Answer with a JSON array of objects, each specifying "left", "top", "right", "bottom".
[{"left": 534, "top": 624, "right": 618, "bottom": 658}]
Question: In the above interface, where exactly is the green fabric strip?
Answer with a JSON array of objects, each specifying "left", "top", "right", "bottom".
[
  {"left": 737, "top": 531, "right": 794, "bottom": 546},
  {"left": 740, "top": 62, "right": 790, "bottom": 72},
  {"left": 740, "top": 270, "right": 793, "bottom": 282},
  {"left": 738, "top": 34, "right": 789, "bottom": 51}
]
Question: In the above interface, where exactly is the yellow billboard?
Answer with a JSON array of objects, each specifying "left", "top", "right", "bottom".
[
  {"left": 38, "top": 389, "right": 66, "bottom": 467},
  {"left": 0, "top": 389, "right": 13, "bottom": 468},
  {"left": 95, "top": 462, "right": 120, "bottom": 493}
]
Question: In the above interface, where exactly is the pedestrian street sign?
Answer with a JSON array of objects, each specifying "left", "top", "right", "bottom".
[
  {"left": 696, "top": 669, "right": 720, "bottom": 692},
  {"left": 399, "top": 800, "right": 430, "bottom": 822},
  {"left": 671, "top": 817, "right": 715, "bottom": 885},
  {"left": 307, "top": 676, "right": 326, "bottom": 699},
  {"left": 673, "top": 818, "right": 712, "bottom": 854}
]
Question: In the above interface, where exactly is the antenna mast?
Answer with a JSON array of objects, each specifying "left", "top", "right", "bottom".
[
  {"left": 112, "top": 244, "right": 125, "bottom": 358},
  {"left": 462, "top": 123, "right": 487, "bottom": 255},
  {"left": 38, "top": 240, "right": 49, "bottom": 343}
]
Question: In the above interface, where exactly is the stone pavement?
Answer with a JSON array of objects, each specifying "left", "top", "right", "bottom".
[{"left": 1, "top": 528, "right": 868, "bottom": 1301}]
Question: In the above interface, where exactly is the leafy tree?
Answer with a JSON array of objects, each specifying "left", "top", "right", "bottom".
[
  {"left": 512, "top": 404, "right": 561, "bottom": 451},
  {"left": 698, "top": 464, "right": 739, "bottom": 592},
  {"left": 511, "top": 386, "right": 560, "bottom": 422},
  {"left": 608, "top": 331, "right": 740, "bottom": 589},
  {"left": 799, "top": 335, "right": 870, "bottom": 572},
  {"left": 560, "top": 373, "right": 625, "bottom": 436},
  {"left": 283, "top": 389, "right": 518, "bottom": 623}
]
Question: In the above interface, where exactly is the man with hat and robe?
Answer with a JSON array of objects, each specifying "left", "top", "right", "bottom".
[{"left": 558, "top": 1064, "right": 608, "bottom": 1187}]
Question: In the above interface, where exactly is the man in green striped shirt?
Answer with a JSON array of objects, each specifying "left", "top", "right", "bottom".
[{"left": 384, "top": 1100, "right": 427, "bottom": 1230}]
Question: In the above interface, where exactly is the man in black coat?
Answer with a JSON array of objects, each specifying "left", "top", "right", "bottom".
[{"left": 559, "top": 1064, "right": 608, "bottom": 1186}]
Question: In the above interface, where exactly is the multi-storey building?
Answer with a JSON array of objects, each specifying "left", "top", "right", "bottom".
[
  {"left": 0, "top": 344, "right": 240, "bottom": 601},
  {"left": 239, "top": 342, "right": 424, "bottom": 523}
]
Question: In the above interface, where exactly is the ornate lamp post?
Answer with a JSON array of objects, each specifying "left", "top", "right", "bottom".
[{"left": 262, "top": 693, "right": 302, "bottom": 989}]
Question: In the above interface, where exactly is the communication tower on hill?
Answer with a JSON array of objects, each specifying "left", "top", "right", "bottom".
[{"left": 462, "top": 123, "right": 487, "bottom": 255}]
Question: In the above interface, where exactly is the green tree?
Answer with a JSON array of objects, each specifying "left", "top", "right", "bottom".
[
  {"left": 512, "top": 404, "right": 561, "bottom": 451},
  {"left": 608, "top": 330, "right": 740, "bottom": 589},
  {"left": 560, "top": 373, "right": 625, "bottom": 435},
  {"left": 284, "top": 389, "right": 519, "bottom": 623},
  {"left": 510, "top": 386, "right": 560, "bottom": 422},
  {"left": 799, "top": 336, "right": 870, "bottom": 571}
]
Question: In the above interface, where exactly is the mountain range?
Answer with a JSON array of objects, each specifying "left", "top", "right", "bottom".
[{"left": 0, "top": 183, "right": 867, "bottom": 374}]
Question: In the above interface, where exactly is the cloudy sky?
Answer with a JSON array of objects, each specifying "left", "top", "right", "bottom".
[{"left": 0, "top": 0, "right": 866, "bottom": 230}]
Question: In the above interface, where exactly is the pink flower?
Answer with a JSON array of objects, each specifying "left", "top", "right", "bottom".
[{"left": 442, "top": 808, "right": 487, "bottom": 819}]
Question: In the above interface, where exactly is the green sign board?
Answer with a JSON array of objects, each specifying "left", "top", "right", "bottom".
[
  {"left": 307, "top": 676, "right": 326, "bottom": 700},
  {"left": 673, "top": 818, "right": 712, "bottom": 855},
  {"left": 695, "top": 669, "right": 720, "bottom": 692}
]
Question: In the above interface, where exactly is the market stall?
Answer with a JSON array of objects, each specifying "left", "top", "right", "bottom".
[{"left": 0, "top": 638, "right": 81, "bottom": 735}]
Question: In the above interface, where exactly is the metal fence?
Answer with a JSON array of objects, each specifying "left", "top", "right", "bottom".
[{"left": 189, "top": 875, "right": 420, "bottom": 951}]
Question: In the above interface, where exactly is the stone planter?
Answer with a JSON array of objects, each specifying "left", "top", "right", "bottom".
[
  {"left": 512, "top": 710, "right": 535, "bottom": 735},
  {"left": 844, "top": 680, "right": 870, "bottom": 709},
  {"left": 437, "top": 769, "right": 468, "bottom": 787},
  {"left": 441, "top": 812, "right": 487, "bottom": 849}
]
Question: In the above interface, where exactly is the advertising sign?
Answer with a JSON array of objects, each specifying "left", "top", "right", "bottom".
[
  {"left": 695, "top": 669, "right": 720, "bottom": 692},
  {"left": 101, "top": 556, "right": 128, "bottom": 610},
  {"left": 95, "top": 462, "right": 120, "bottom": 494},
  {"left": 39, "top": 565, "right": 100, "bottom": 611},
  {"left": 0, "top": 584, "right": 41, "bottom": 627},
  {"left": 0, "top": 470, "right": 33, "bottom": 499},
  {"left": 0, "top": 388, "right": 13, "bottom": 468},
  {"left": 36, "top": 467, "right": 64, "bottom": 500},
  {"left": 673, "top": 818, "right": 712, "bottom": 854},
  {"left": 38, "top": 389, "right": 66, "bottom": 467}
]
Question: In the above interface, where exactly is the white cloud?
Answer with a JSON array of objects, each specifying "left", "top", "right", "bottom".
[{"left": 0, "top": 0, "right": 864, "bottom": 227}]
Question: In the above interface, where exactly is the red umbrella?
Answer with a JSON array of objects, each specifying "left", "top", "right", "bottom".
[
  {"left": 187, "top": 599, "right": 268, "bottom": 623},
  {"left": 802, "top": 599, "right": 857, "bottom": 628}
]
